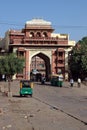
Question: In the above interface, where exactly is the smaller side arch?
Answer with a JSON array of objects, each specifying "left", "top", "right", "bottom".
[
  {"left": 29, "top": 32, "right": 35, "bottom": 37},
  {"left": 42, "top": 31, "right": 48, "bottom": 38},
  {"left": 36, "top": 32, "right": 41, "bottom": 38}
]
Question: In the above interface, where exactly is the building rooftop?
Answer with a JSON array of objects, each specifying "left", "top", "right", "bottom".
[{"left": 26, "top": 18, "right": 51, "bottom": 26}]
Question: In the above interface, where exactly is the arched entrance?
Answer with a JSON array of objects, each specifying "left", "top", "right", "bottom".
[
  {"left": 30, "top": 52, "right": 51, "bottom": 81},
  {"left": 6, "top": 18, "right": 75, "bottom": 80}
]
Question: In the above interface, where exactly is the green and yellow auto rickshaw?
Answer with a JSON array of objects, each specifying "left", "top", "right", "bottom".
[
  {"left": 19, "top": 80, "right": 33, "bottom": 97},
  {"left": 51, "top": 74, "right": 63, "bottom": 87}
]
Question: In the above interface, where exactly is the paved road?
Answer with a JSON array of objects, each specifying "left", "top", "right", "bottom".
[
  {"left": 0, "top": 81, "right": 87, "bottom": 130},
  {"left": 34, "top": 82, "right": 87, "bottom": 123}
]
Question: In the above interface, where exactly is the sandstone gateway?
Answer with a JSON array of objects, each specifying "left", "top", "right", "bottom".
[{"left": 0, "top": 19, "right": 75, "bottom": 80}]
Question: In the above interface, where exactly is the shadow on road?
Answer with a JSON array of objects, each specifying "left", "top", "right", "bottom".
[{"left": 12, "top": 95, "right": 32, "bottom": 98}]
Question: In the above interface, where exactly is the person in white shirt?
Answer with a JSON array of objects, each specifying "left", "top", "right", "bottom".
[
  {"left": 77, "top": 78, "right": 81, "bottom": 87},
  {"left": 70, "top": 78, "right": 74, "bottom": 87}
]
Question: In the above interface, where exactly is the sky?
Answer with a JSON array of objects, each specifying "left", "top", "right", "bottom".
[{"left": 0, "top": 0, "right": 87, "bottom": 42}]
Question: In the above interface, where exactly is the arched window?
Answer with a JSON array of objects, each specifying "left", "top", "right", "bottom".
[
  {"left": 36, "top": 32, "right": 41, "bottom": 37},
  {"left": 42, "top": 32, "right": 48, "bottom": 38},
  {"left": 29, "top": 32, "right": 34, "bottom": 37}
]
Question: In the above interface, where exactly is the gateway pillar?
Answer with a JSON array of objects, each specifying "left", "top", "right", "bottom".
[{"left": 25, "top": 50, "right": 30, "bottom": 80}]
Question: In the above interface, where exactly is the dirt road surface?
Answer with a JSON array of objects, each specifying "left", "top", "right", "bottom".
[{"left": 0, "top": 81, "right": 87, "bottom": 130}]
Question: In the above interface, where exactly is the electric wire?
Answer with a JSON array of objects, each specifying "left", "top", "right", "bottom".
[{"left": 0, "top": 21, "right": 87, "bottom": 29}]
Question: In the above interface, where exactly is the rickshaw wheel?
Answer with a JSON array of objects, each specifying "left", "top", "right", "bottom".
[
  {"left": 30, "top": 94, "right": 32, "bottom": 97},
  {"left": 27, "top": 94, "right": 32, "bottom": 98}
]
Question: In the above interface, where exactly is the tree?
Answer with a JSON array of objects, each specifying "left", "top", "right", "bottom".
[
  {"left": 69, "top": 36, "right": 87, "bottom": 80},
  {"left": 0, "top": 53, "right": 25, "bottom": 80}
]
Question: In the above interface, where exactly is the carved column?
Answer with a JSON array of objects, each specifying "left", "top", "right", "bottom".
[
  {"left": 25, "top": 50, "right": 30, "bottom": 80},
  {"left": 51, "top": 50, "right": 56, "bottom": 74}
]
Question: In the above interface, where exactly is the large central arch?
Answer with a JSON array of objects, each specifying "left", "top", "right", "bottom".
[{"left": 30, "top": 51, "right": 51, "bottom": 81}]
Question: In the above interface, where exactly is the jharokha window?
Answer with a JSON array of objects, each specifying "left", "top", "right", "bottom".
[
  {"left": 30, "top": 32, "right": 34, "bottom": 37},
  {"left": 18, "top": 51, "right": 24, "bottom": 57},
  {"left": 36, "top": 32, "right": 41, "bottom": 37},
  {"left": 58, "top": 60, "right": 63, "bottom": 64},
  {"left": 43, "top": 32, "right": 48, "bottom": 38},
  {"left": 59, "top": 52, "right": 63, "bottom": 57}
]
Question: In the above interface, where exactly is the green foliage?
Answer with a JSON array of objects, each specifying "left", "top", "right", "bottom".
[
  {"left": 69, "top": 36, "right": 87, "bottom": 80},
  {"left": 0, "top": 53, "right": 25, "bottom": 77}
]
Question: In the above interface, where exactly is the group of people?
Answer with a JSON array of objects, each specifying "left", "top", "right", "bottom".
[
  {"left": 70, "top": 78, "right": 81, "bottom": 87},
  {"left": 41, "top": 74, "right": 82, "bottom": 87}
]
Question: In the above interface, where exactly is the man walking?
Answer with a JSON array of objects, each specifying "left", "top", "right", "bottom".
[
  {"left": 70, "top": 78, "right": 74, "bottom": 87},
  {"left": 77, "top": 78, "right": 81, "bottom": 87}
]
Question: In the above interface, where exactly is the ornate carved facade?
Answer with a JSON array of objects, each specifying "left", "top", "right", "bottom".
[{"left": 0, "top": 18, "right": 75, "bottom": 80}]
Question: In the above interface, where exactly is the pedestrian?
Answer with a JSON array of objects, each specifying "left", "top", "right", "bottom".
[
  {"left": 59, "top": 74, "right": 63, "bottom": 87},
  {"left": 41, "top": 74, "right": 46, "bottom": 84},
  {"left": 77, "top": 78, "right": 81, "bottom": 87},
  {"left": 2, "top": 74, "right": 5, "bottom": 81},
  {"left": 70, "top": 78, "right": 74, "bottom": 87}
]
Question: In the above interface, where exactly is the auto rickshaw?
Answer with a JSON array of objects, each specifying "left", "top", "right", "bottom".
[
  {"left": 19, "top": 80, "right": 33, "bottom": 97},
  {"left": 51, "top": 74, "right": 63, "bottom": 87}
]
